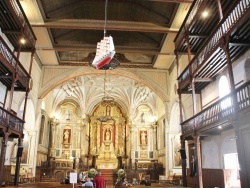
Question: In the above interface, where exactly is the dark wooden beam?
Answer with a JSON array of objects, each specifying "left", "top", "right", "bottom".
[
  {"left": 189, "top": 34, "right": 208, "bottom": 38},
  {"left": 31, "top": 20, "right": 179, "bottom": 33},
  {"left": 194, "top": 78, "right": 214, "bottom": 82},
  {"left": 0, "top": 75, "right": 12, "bottom": 79},
  {"left": 229, "top": 41, "right": 250, "bottom": 46},
  {"left": 1, "top": 30, "right": 22, "bottom": 34}
]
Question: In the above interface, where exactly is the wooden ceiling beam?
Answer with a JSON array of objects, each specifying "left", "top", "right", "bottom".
[
  {"left": 35, "top": 46, "right": 176, "bottom": 55},
  {"left": 229, "top": 41, "right": 250, "bottom": 46},
  {"left": 194, "top": 78, "right": 214, "bottom": 82},
  {"left": 32, "top": 20, "right": 179, "bottom": 33},
  {"left": 189, "top": 34, "right": 208, "bottom": 38}
]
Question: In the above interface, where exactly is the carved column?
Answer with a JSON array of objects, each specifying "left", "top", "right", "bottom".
[
  {"left": 29, "top": 131, "right": 37, "bottom": 176},
  {"left": 0, "top": 132, "right": 9, "bottom": 186},
  {"left": 128, "top": 121, "right": 134, "bottom": 166},
  {"left": 151, "top": 123, "right": 157, "bottom": 151}
]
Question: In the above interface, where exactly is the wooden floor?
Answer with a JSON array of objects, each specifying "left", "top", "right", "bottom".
[{"left": 4, "top": 182, "right": 186, "bottom": 188}]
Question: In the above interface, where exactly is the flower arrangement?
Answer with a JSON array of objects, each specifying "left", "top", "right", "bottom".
[
  {"left": 117, "top": 169, "right": 125, "bottom": 179},
  {"left": 88, "top": 168, "right": 97, "bottom": 178}
]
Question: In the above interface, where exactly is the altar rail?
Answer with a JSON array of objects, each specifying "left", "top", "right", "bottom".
[
  {"left": 182, "top": 80, "right": 250, "bottom": 134},
  {"left": 178, "top": 0, "right": 250, "bottom": 86},
  {"left": 0, "top": 106, "right": 24, "bottom": 133}
]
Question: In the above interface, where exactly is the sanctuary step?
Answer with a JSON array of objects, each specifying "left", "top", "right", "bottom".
[{"left": 99, "top": 169, "right": 115, "bottom": 185}]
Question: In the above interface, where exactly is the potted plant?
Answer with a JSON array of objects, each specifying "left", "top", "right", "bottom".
[
  {"left": 117, "top": 169, "right": 125, "bottom": 179},
  {"left": 88, "top": 168, "right": 97, "bottom": 178}
]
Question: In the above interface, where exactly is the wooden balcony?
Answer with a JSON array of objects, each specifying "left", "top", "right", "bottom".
[
  {"left": 0, "top": 36, "right": 30, "bottom": 91},
  {"left": 0, "top": 106, "right": 24, "bottom": 134},
  {"left": 176, "top": 0, "right": 250, "bottom": 93},
  {"left": 0, "top": 0, "right": 36, "bottom": 51},
  {"left": 181, "top": 80, "right": 250, "bottom": 136}
]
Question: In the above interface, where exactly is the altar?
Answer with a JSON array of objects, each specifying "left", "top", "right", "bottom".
[{"left": 96, "top": 128, "right": 118, "bottom": 169}]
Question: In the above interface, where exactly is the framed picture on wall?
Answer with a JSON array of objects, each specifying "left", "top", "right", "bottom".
[
  {"left": 21, "top": 139, "right": 29, "bottom": 164},
  {"left": 172, "top": 134, "right": 182, "bottom": 168}
]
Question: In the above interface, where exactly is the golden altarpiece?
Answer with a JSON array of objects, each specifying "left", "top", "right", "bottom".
[
  {"left": 40, "top": 101, "right": 164, "bottom": 182},
  {"left": 89, "top": 99, "right": 127, "bottom": 169}
]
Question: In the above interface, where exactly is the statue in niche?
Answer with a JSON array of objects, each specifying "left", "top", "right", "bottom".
[
  {"left": 105, "top": 129, "right": 111, "bottom": 141},
  {"left": 140, "top": 131, "right": 147, "bottom": 145},
  {"left": 63, "top": 129, "right": 70, "bottom": 144}
]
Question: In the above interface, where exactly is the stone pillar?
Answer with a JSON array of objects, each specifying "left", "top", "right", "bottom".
[
  {"left": 128, "top": 121, "right": 134, "bottom": 159},
  {"left": 194, "top": 134, "right": 203, "bottom": 188},
  {"left": 34, "top": 98, "right": 43, "bottom": 175},
  {"left": 164, "top": 102, "right": 170, "bottom": 178},
  {"left": 28, "top": 131, "right": 37, "bottom": 176}
]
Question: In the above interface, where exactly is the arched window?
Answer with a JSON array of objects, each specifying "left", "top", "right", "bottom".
[
  {"left": 219, "top": 76, "right": 231, "bottom": 110},
  {"left": 219, "top": 75, "right": 230, "bottom": 98}
]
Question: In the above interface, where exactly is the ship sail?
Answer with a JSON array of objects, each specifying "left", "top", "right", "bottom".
[{"left": 92, "top": 36, "right": 116, "bottom": 69}]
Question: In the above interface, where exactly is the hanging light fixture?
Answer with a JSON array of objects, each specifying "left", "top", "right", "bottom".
[
  {"left": 90, "top": 0, "right": 120, "bottom": 70},
  {"left": 97, "top": 70, "right": 114, "bottom": 122}
]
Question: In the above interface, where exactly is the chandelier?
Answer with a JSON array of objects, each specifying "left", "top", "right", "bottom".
[{"left": 97, "top": 70, "right": 114, "bottom": 122}]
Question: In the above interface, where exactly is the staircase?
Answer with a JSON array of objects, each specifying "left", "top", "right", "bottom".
[{"left": 99, "top": 169, "right": 116, "bottom": 186}]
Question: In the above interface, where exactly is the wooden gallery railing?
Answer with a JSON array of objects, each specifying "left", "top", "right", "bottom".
[
  {"left": 7, "top": 0, "right": 36, "bottom": 46},
  {"left": 0, "top": 107, "right": 24, "bottom": 133},
  {"left": 182, "top": 81, "right": 250, "bottom": 135},
  {"left": 0, "top": 36, "right": 30, "bottom": 88},
  {"left": 177, "top": 0, "right": 250, "bottom": 87}
]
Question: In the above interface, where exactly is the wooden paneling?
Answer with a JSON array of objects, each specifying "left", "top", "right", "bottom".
[{"left": 187, "top": 168, "right": 226, "bottom": 188}]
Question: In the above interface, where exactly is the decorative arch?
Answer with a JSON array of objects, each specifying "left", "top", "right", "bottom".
[
  {"left": 169, "top": 102, "right": 181, "bottom": 133},
  {"left": 19, "top": 98, "right": 36, "bottom": 130},
  {"left": 38, "top": 68, "right": 168, "bottom": 102}
]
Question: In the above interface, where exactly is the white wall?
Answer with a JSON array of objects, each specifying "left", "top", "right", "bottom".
[{"left": 202, "top": 129, "right": 237, "bottom": 169}]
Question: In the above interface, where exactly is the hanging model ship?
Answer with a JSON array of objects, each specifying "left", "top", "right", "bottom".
[{"left": 91, "top": 35, "right": 116, "bottom": 70}]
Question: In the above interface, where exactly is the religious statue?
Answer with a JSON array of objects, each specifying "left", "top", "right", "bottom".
[
  {"left": 119, "top": 146, "right": 124, "bottom": 155},
  {"left": 63, "top": 129, "right": 70, "bottom": 144},
  {"left": 140, "top": 131, "right": 147, "bottom": 145},
  {"left": 105, "top": 130, "right": 111, "bottom": 141}
]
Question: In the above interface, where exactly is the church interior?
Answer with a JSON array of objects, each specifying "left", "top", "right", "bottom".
[{"left": 0, "top": 0, "right": 250, "bottom": 187}]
